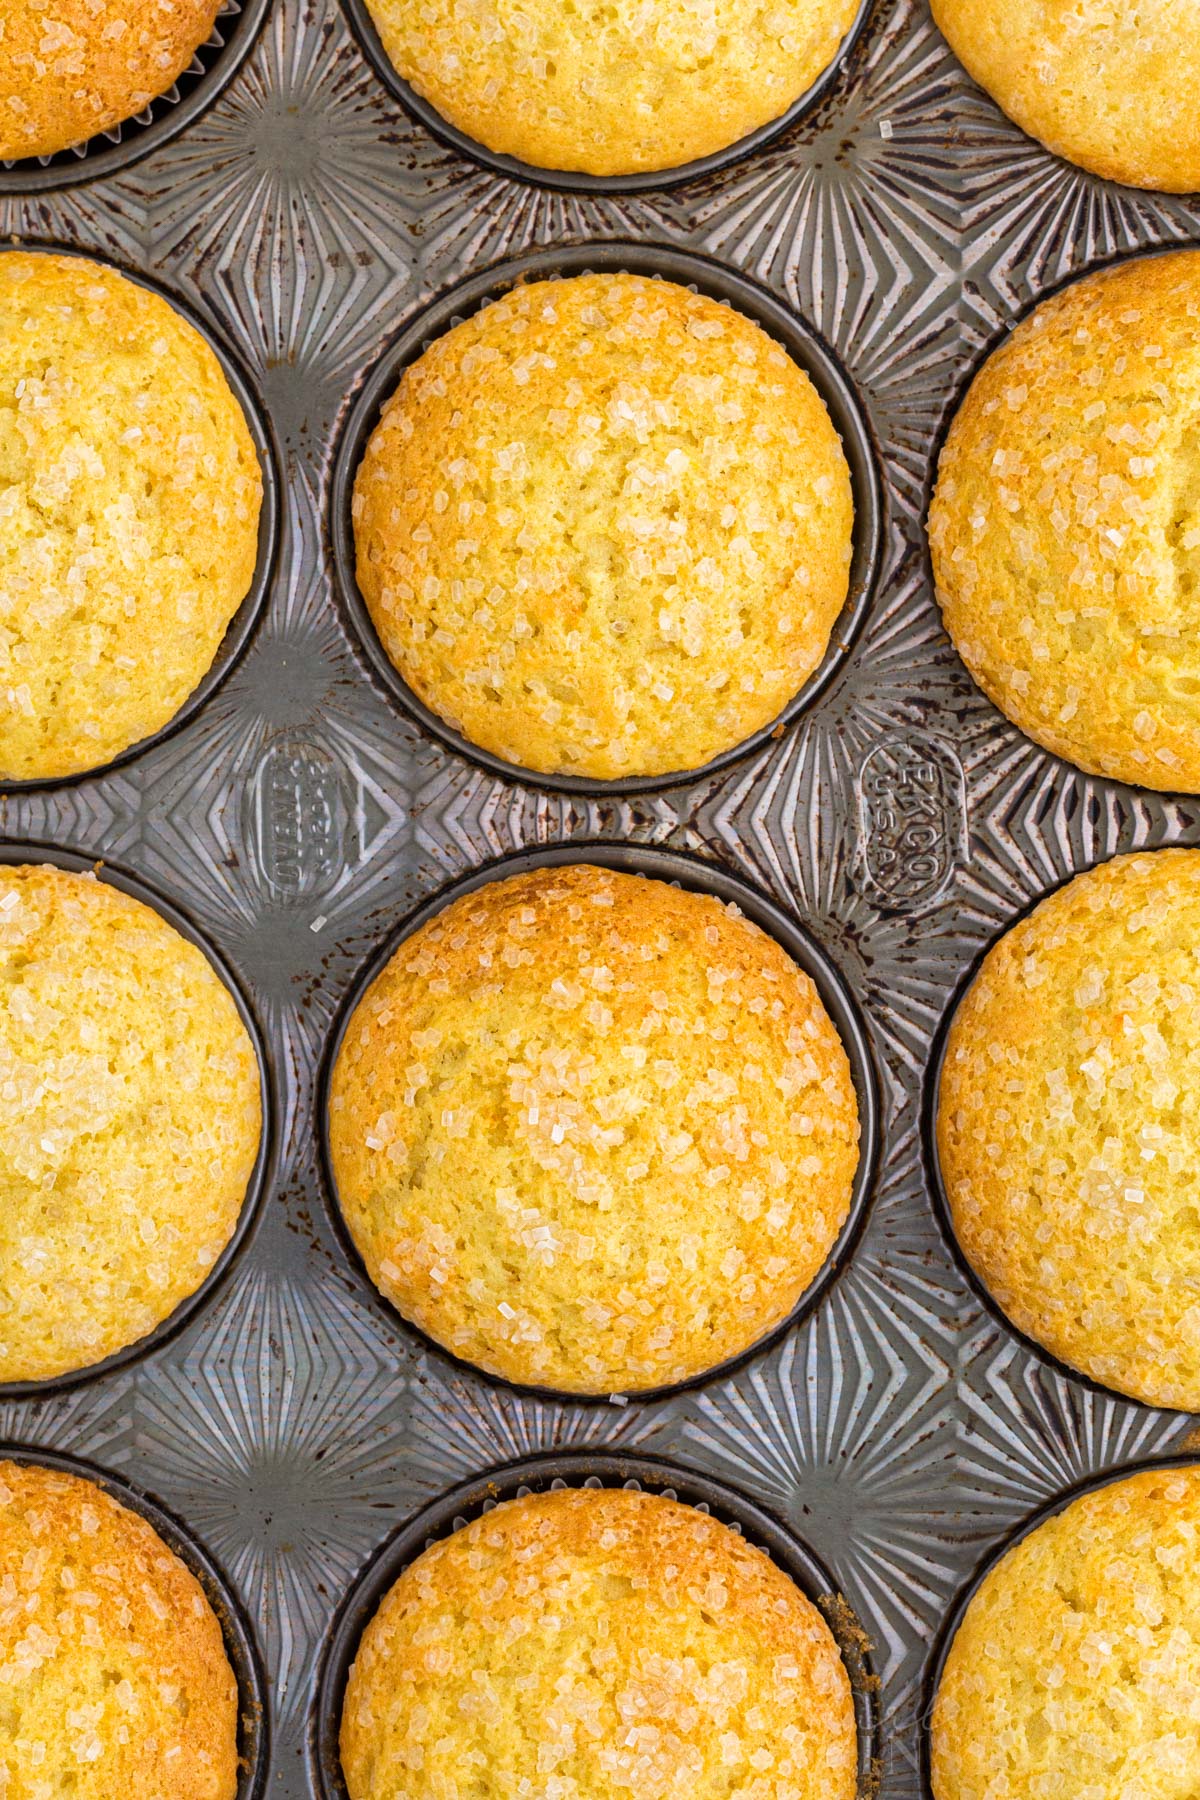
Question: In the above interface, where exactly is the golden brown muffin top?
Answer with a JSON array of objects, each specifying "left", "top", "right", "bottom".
[
  {"left": 363, "top": 0, "right": 860, "bottom": 176},
  {"left": 929, "top": 249, "right": 1200, "bottom": 791},
  {"left": 932, "top": 1464, "right": 1200, "bottom": 1800},
  {"left": 0, "top": 0, "right": 222, "bottom": 161},
  {"left": 0, "top": 251, "right": 262, "bottom": 782},
  {"left": 932, "top": 0, "right": 1200, "bottom": 193},
  {"left": 328, "top": 864, "right": 859, "bottom": 1392},
  {"left": 0, "top": 1459, "right": 239, "bottom": 1800},
  {"left": 938, "top": 848, "right": 1200, "bottom": 1410},
  {"left": 352, "top": 272, "right": 854, "bottom": 781},
  {"left": 341, "top": 1485, "right": 857, "bottom": 1800},
  {"left": 0, "top": 863, "right": 262, "bottom": 1382}
]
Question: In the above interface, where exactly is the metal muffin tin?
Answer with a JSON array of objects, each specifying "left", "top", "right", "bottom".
[
  {"left": 330, "top": 239, "right": 884, "bottom": 797},
  {"left": 0, "top": 1441, "right": 269, "bottom": 1798},
  {"left": 318, "top": 840, "right": 881, "bottom": 1403},
  {"left": 312, "top": 1450, "right": 881, "bottom": 1798},
  {"left": 0, "top": 0, "right": 1199, "bottom": 1794}
]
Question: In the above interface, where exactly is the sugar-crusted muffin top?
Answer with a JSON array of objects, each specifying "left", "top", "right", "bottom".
[
  {"left": 929, "top": 249, "right": 1200, "bottom": 791},
  {"left": 931, "top": 0, "right": 1200, "bottom": 194},
  {"left": 362, "top": 0, "right": 861, "bottom": 176},
  {"left": 932, "top": 1463, "right": 1200, "bottom": 1800},
  {"left": 0, "top": 1459, "right": 239, "bottom": 1799},
  {"left": 352, "top": 271, "right": 854, "bottom": 781},
  {"left": 937, "top": 848, "right": 1200, "bottom": 1410},
  {"left": 328, "top": 863, "right": 859, "bottom": 1393},
  {"left": 0, "top": 251, "right": 262, "bottom": 781},
  {"left": 341, "top": 1485, "right": 858, "bottom": 1800},
  {"left": 0, "top": 863, "right": 262, "bottom": 1382},
  {"left": 0, "top": 0, "right": 222, "bottom": 161}
]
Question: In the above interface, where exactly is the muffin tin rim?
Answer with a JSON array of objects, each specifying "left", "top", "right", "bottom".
[
  {"left": 310, "top": 1446, "right": 882, "bottom": 1800},
  {"left": 328, "top": 237, "right": 886, "bottom": 798},
  {"left": 337, "top": 0, "right": 878, "bottom": 196},
  {"left": 0, "top": 837, "right": 278, "bottom": 1399},
  {"left": 922, "top": 844, "right": 1200, "bottom": 1415},
  {"left": 0, "top": 1436, "right": 271, "bottom": 1797},
  {"left": 917, "top": 1450, "right": 1200, "bottom": 1799},
  {"left": 317, "top": 838, "right": 882, "bottom": 1405},
  {"left": 0, "top": 0, "right": 274, "bottom": 195},
  {"left": 0, "top": 237, "right": 282, "bottom": 795}
]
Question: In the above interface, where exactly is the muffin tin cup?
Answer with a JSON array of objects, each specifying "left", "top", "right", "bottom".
[
  {"left": 0, "top": 1440, "right": 270, "bottom": 1796},
  {"left": 922, "top": 854, "right": 1200, "bottom": 1414},
  {"left": 918, "top": 1452, "right": 1200, "bottom": 1798},
  {"left": 311, "top": 1449, "right": 882, "bottom": 1800},
  {"left": 318, "top": 840, "right": 881, "bottom": 1405},
  {"left": 0, "top": 839, "right": 276, "bottom": 1399},
  {"left": 0, "top": 240, "right": 281, "bottom": 795},
  {"left": 330, "top": 239, "right": 884, "bottom": 797},
  {"left": 339, "top": 0, "right": 876, "bottom": 195},
  {"left": 0, "top": 0, "right": 273, "bottom": 194}
]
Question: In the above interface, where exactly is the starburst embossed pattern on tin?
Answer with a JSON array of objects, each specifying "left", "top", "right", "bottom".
[{"left": 5, "top": 0, "right": 1200, "bottom": 1796}]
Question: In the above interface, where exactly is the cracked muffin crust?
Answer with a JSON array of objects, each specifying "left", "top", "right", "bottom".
[
  {"left": 0, "top": 251, "right": 262, "bottom": 782},
  {"left": 937, "top": 848, "right": 1200, "bottom": 1410},
  {"left": 340, "top": 1485, "right": 858, "bottom": 1800},
  {"left": 931, "top": 1463, "right": 1200, "bottom": 1800},
  {"left": 0, "top": 863, "right": 262, "bottom": 1383},
  {"left": 0, "top": 0, "right": 223, "bottom": 161},
  {"left": 360, "top": 0, "right": 861, "bottom": 177},
  {"left": 931, "top": 0, "right": 1200, "bottom": 194},
  {"left": 929, "top": 250, "right": 1200, "bottom": 791},
  {"left": 0, "top": 1459, "right": 239, "bottom": 1800},
  {"left": 352, "top": 271, "right": 854, "bottom": 782},
  {"left": 327, "top": 863, "right": 860, "bottom": 1393}
]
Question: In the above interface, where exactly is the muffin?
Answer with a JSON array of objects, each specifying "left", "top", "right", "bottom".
[
  {"left": 328, "top": 863, "right": 860, "bottom": 1393},
  {"left": 0, "top": 1459, "right": 239, "bottom": 1798},
  {"left": 362, "top": 0, "right": 861, "bottom": 176},
  {"left": 929, "top": 250, "right": 1200, "bottom": 791},
  {"left": 936, "top": 848, "right": 1200, "bottom": 1411},
  {"left": 352, "top": 271, "right": 854, "bottom": 781},
  {"left": 0, "top": 863, "right": 262, "bottom": 1382},
  {"left": 931, "top": 1463, "right": 1200, "bottom": 1800},
  {"left": 0, "top": 251, "right": 263, "bottom": 783},
  {"left": 931, "top": 0, "right": 1200, "bottom": 193},
  {"left": 0, "top": 0, "right": 222, "bottom": 162},
  {"left": 341, "top": 1485, "right": 857, "bottom": 1800}
]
